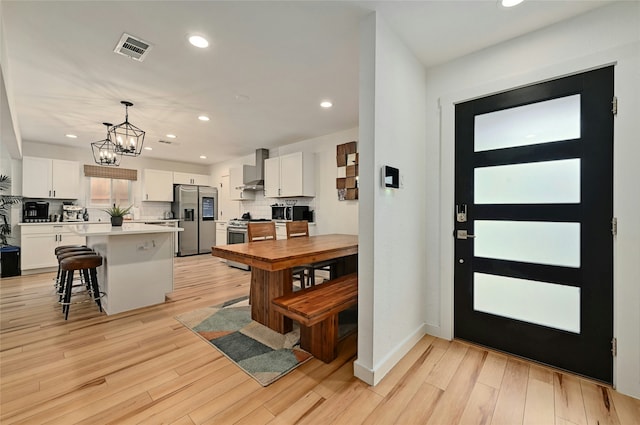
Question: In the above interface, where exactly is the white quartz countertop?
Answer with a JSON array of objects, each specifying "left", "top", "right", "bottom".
[
  {"left": 18, "top": 219, "right": 180, "bottom": 226},
  {"left": 68, "top": 223, "right": 183, "bottom": 236}
]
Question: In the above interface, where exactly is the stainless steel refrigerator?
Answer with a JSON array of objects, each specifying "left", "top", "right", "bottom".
[{"left": 172, "top": 185, "right": 218, "bottom": 256}]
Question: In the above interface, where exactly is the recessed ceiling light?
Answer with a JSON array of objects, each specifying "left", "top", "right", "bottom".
[
  {"left": 199, "top": 155, "right": 207, "bottom": 159},
  {"left": 166, "top": 134, "right": 176, "bottom": 139},
  {"left": 198, "top": 115, "right": 210, "bottom": 121},
  {"left": 144, "top": 146, "right": 153, "bottom": 151},
  {"left": 501, "top": 0, "right": 524, "bottom": 7},
  {"left": 188, "top": 35, "right": 209, "bottom": 48},
  {"left": 65, "top": 134, "right": 78, "bottom": 139},
  {"left": 320, "top": 101, "right": 333, "bottom": 108}
]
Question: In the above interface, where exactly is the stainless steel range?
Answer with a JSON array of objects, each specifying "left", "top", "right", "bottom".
[{"left": 226, "top": 218, "right": 271, "bottom": 270}]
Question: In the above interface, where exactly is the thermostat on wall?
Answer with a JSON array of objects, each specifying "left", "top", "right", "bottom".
[{"left": 382, "top": 165, "right": 400, "bottom": 188}]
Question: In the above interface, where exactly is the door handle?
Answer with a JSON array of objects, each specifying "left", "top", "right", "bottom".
[{"left": 456, "top": 230, "right": 476, "bottom": 240}]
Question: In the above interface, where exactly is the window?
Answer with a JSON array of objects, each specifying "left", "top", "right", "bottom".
[{"left": 89, "top": 177, "right": 132, "bottom": 207}]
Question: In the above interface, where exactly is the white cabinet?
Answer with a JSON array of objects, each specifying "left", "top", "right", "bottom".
[
  {"left": 20, "top": 224, "right": 86, "bottom": 271},
  {"left": 173, "top": 172, "right": 210, "bottom": 186},
  {"left": 264, "top": 152, "right": 315, "bottom": 198},
  {"left": 229, "top": 167, "right": 255, "bottom": 200},
  {"left": 275, "top": 222, "right": 287, "bottom": 240},
  {"left": 215, "top": 221, "right": 228, "bottom": 246},
  {"left": 264, "top": 158, "right": 281, "bottom": 198},
  {"left": 22, "top": 157, "right": 80, "bottom": 199},
  {"left": 142, "top": 169, "right": 174, "bottom": 202}
]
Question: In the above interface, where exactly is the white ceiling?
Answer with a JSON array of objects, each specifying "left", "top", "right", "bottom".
[{"left": 1, "top": 0, "right": 613, "bottom": 165}]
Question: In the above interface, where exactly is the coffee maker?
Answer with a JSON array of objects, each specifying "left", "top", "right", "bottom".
[
  {"left": 62, "top": 205, "right": 84, "bottom": 222},
  {"left": 23, "top": 201, "right": 49, "bottom": 222}
]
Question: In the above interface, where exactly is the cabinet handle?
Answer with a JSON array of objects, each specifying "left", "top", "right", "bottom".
[
  {"left": 53, "top": 190, "right": 56, "bottom": 197},
  {"left": 49, "top": 190, "right": 52, "bottom": 197},
  {"left": 146, "top": 194, "right": 148, "bottom": 200}
]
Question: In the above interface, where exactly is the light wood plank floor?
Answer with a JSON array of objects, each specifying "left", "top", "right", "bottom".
[{"left": 1, "top": 255, "right": 638, "bottom": 424}]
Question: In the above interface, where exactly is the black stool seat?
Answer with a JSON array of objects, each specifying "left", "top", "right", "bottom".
[
  {"left": 59, "top": 254, "right": 104, "bottom": 320},
  {"left": 60, "top": 255, "right": 102, "bottom": 271},
  {"left": 54, "top": 244, "right": 87, "bottom": 256},
  {"left": 55, "top": 248, "right": 95, "bottom": 293}
]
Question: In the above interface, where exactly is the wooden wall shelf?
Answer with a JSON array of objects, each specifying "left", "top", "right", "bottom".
[{"left": 336, "top": 141, "right": 358, "bottom": 200}]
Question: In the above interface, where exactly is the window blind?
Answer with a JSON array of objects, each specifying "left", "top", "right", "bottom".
[{"left": 83, "top": 165, "right": 137, "bottom": 180}]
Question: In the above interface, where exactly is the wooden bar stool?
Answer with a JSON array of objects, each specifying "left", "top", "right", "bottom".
[{"left": 59, "top": 254, "right": 104, "bottom": 320}]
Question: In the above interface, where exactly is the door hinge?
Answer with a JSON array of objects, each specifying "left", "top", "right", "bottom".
[
  {"left": 611, "top": 217, "right": 617, "bottom": 236},
  {"left": 612, "top": 96, "right": 618, "bottom": 116},
  {"left": 611, "top": 337, "right": 617, "bottom": 357}
]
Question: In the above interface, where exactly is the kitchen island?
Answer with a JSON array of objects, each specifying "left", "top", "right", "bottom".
[{"left": 68, "top": 223, "right": 182, "bottom": 315}]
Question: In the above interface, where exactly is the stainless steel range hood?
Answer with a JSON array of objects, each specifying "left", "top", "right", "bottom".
[{"left": 237, "top": 148, "right": 269, "bottom": 190}]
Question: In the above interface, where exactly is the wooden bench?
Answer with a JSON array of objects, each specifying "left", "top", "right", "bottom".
[{"left": 271, "top": 273, "right": 358, "bottom": 363}]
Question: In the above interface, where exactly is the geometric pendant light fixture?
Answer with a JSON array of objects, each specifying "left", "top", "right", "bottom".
[
  {"left": 91, "top": 122, "right": 121, "bottom": 166},
  {"left": 110, "top": 100, "right": 145, "bottom": 157}
]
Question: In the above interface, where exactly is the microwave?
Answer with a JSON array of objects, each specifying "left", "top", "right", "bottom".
[{"left": 271, "top": 205, "right": 310, "bottom": 221}]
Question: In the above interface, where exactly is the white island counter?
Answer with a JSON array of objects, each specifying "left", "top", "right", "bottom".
[{"left": 68, "top": 223, "right": 183, "bottom": 315}]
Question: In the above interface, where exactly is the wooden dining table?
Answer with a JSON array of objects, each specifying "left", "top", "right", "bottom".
[{"left": 211, "top": 234, "right": 358, "bottom": 333}]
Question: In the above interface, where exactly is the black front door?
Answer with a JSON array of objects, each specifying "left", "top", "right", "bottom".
[{"left": 454, "top": 66, "right": 614, "bottom": 382}]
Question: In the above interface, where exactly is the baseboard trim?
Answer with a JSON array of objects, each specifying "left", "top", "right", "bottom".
[{"left": 354, "top": 323, "right": 428, "bottom": 386}]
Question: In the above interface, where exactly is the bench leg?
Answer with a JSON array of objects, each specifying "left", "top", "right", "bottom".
[{"left": 300, "top": 314, "right": 338, "bottom": 363}]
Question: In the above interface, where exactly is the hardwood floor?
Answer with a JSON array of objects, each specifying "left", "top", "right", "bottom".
[{"left": 1, "top": 255, "right": 638, "bottom": 424}]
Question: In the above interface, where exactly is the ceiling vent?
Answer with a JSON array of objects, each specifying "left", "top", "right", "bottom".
[
  {"left": 157, "top": 140, "right": 180, "bottom": 146},
  {"left": 114, "top": 33, "right": 152, "bottom": 62}
]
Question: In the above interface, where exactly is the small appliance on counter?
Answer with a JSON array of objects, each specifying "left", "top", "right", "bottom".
[
  {"left": 62, "top": 205, "right": 84, "bottom": 222},
  {"left": 270, "top": 204, "right": 311, "bottom": 221},
  {"left": 23, "top": 201, "right": 49, "bottom": 222}
]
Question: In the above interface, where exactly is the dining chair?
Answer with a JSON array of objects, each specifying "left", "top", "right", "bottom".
[
  {"left": 247, "top": 222, "right": 276, "bottom": 241},
  {"left": 246, "top": 221, "right": 308, "bottom": 290},
  {"left": 285, "top": 220, "right": 336, "bottom": 287}
]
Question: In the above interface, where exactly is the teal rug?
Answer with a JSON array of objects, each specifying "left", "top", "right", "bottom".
[{"left": 176, "top": 299, "right": 313, "bottom": 386}]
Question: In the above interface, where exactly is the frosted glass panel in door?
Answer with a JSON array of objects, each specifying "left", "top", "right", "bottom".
[
  {"left": 474, "top": 273, "right": 580, "bottom": 333},
  {"left": 475, "top": 159, "right": 580, "bottom": 204},
  {"left": 475, "top": 94, "right": 581, "bottom": 152},
  {"left": 475, "top": 220, "right": 580, "bottom": 267}
]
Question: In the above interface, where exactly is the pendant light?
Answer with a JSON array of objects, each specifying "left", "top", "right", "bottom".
[
  {"left": 91, "top": 122, "right": 121, "bottom": 166},
  {"left": 110, "top": 100, "right": 145, "bottom": 157}
]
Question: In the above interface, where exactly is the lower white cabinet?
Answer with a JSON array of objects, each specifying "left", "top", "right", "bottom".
[
  {"left": 21, "top": 224, "right": 86, "bottom": 271},
  {"left": 275, "top": 223, "right": 287, "bottom": 240},
  {"left": 215, "top": 221, "right": 227, "bottom": 246}
]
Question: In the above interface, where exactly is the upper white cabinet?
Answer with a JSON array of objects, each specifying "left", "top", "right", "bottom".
[
  {"left": 22, "top": 157, "right": 80, "bottom": 199},
  {"left": 229, "top": 167, "right": 255, "bottom": 200},
  {"left": 142, "top": 169, "right": 173, "bottom": 202},
  {"left": 264, "top": 152, "right": 315, "bottom": 198},
  {"left": 173, "top": 172, "right": 210, "bottom": 186}
]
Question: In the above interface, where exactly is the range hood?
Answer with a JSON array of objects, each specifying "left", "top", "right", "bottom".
[{"left": 237, "top": 148, "right": 269, "bottom": 190}]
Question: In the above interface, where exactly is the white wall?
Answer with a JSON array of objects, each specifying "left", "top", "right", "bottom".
[
  {"left": 354, "top": 12, "right": 428, "bottom": 385},
  {"left": 423, "top": 2, "right": 639, "bottom": 398},
  {"left": 210, "top": 127, "right": 359, "bottom": 235}
]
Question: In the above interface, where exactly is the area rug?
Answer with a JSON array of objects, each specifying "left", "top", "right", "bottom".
[{"left": 175, "top": 297, "right": 313, "bottom": 386}]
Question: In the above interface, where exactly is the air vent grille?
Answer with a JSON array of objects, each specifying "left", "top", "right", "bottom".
[{"left": 114, "top": 33, "right": 152, "bottom": 62}]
